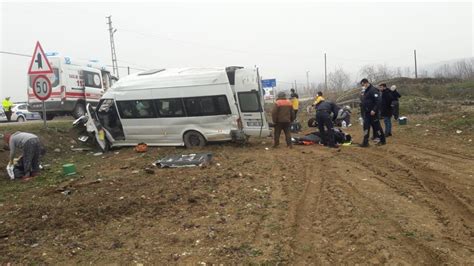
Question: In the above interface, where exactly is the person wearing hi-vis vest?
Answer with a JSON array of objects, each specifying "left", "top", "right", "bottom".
[
  {"left": 290, "top": 88, "right": 299, "bottom": 118},
  {"left": 2, "top": 96, "right": 13, "bottom": 122}
]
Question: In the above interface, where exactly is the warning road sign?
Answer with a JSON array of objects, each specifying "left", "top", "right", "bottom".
[
  {"left": 28, "top": 41, "right": 53, "bottom": 75},
  {"left": 32, "top": 75, "right": 52, "bottom": 101}
]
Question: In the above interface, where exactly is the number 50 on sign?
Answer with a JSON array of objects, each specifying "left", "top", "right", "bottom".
[{"left": 32, "top": 75, "right": 52, "bottom": 101}]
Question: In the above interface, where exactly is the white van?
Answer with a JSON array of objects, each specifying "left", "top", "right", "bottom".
[
  {"left": 78, "top": 67, "right": 270, "bottom": 150},
  {"left": 28, "top": 55, "right": 116, "bottom": 119}
]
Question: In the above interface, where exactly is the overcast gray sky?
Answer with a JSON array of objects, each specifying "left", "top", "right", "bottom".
[{"left": 1, "top": 1, "right": 473, "bottom": 101}]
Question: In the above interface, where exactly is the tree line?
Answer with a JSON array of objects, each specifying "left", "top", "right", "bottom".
[{"left": 307, "top": 58, "right": 474, "bottom": 94}]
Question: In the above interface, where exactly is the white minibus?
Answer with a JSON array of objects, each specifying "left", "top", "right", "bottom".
[{"left": 77, "top": 66, "right": 270, "bottom": 150}]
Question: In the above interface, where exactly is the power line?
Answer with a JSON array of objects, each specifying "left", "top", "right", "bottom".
[
  {"left": 118, "top": 28, "right": 303, "bottom": 58},
  {"left": 0, "top": 51, "right": 30, "bottom": 57},
  {"left": 1, "top": 50, "right": 148, "bottom": 72}
]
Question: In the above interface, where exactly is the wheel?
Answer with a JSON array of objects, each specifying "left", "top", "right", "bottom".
[
  {"left": 183, "top": 131, "right": 206, "bottom": 148},
  {"left": 39, "top": 113, "right": 55, "bottom": 121},
  {"left": 72, "top": 102, "right": 86, "bottom": 119},
  {"left": 16, "top": 116, "right": 26, "bottom": 122}
]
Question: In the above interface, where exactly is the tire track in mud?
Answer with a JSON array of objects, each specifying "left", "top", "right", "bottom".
[
  {"left": 289, "top": 154, "right": 325, "bottom": 264},
  {"left": 392, "top": 143, "right": 474, "bottom": 178},
  {"left": 310, "top": 154, "right": 447, "bottom": 264},
  {"left": 338, "top": 147, "right": 474, "bottom": 262},
  {"left": 398, "top": 141, "right": 474, "bottom": 161},
  {"left": 356, "top": 147, "right": 474, "bottom": 221},
  {"left": 249, "top": 150, "right": 298, "bottom": 263},
  {"left": 327, "top": 168, "right": 450, "bottom": 264}
]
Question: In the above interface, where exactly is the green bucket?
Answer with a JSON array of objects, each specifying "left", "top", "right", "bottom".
[{"left": 63, "top": 163, "right": 77, "bottom": 176}]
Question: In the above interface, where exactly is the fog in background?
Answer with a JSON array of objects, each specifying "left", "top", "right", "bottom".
[{"left": 1, "top": 1, "right": 473, "bottom": 101}]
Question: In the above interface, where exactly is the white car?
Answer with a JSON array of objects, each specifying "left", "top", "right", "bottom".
[
  {"left": 0, "top": 108, "right": 7, "bottom": 122},
  {"left": 11, "top": 103, "right": 42, "bottom": 122}
]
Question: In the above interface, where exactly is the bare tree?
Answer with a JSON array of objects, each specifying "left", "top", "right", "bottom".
[
  {"left": 394, "top": 67, "right": 403, "bottom": 77},
  {"left": 433, "top": 59, "right": 474, "bottom": 80},
  {"left": 375, "top": 64, "right": 393, "bottom": 81},
  {"left": 359, "top": 65, "right": 377, "bottom": 82},
  {"left": 359, "top": 64, "right": 394, "bottom": 82},
  {"left": 328, "top": 67, "right": 351, "bottom": 91}
]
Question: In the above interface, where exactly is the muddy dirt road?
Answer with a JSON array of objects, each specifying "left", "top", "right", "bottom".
[{"left": 0, "top": 121, "right": 473, "bottom": 264}]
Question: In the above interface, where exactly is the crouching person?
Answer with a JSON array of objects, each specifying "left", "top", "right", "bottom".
[
  {"left": 272, "top": 92, "right": 295, "bottom": 148},
  {"left": 5, "top": 132, "right": 44, "bottom": 180},
  {"left": 315, "top": 97, "right": 339, "bottom": 148}
]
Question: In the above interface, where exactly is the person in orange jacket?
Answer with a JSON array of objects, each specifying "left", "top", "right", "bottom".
[{"left": 271, "top": 91, "right": 295, "bottom": 148}]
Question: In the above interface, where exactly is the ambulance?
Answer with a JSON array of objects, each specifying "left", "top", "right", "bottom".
[{"left": 28, "top": 54, "right": 116, "bottom": 119}]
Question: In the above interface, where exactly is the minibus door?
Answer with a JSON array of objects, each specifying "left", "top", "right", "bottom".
[
  {"left": 85, "top": 103, "right": 114, "bottom": 151},
  {"left": 234, "top": 69, "right": 270, "bottom": 137}
]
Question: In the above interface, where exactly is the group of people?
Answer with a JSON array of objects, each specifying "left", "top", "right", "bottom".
[
  {"left": 271, "top": 78, "right": 401, "bottom": 149},
  {"left": 359, "top": 79, "right": 401, "bottom": 147}
]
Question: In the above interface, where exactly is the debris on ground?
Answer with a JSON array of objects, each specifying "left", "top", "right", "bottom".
[
  {"left": 135, "top": 143, "right": 148, "bottom": 153},
  {"left": 71, "top": 148, "right": 92, "bottom": 152},
  {"left": 153, "top": 153, "right": 213, "bottom": 168}
]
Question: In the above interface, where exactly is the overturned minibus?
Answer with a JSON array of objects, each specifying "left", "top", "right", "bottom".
[{"left": 76, "top": 66, "right": 270, "bottom": 150}]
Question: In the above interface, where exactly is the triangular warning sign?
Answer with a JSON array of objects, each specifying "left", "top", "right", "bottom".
[{"left": 28, "top": 41, "right": 53, "bottom": 75}]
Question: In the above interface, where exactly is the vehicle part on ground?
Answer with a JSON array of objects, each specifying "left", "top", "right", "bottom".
[{"left": 72, "top": 102, "right": 86, "bottom": 119}]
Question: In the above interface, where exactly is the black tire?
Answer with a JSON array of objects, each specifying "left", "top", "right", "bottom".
[
  {"left": 72, "top": 102, "right": 86, "bottom": 119},
  {"left": 39, "top": 113, "right": 55, "bottom": 121},
  {"left": 183, "top": 131, "right": 206, "bottom": 148},
  {"left": 16, "top": 116, "right": 26, "bottom": 122}
]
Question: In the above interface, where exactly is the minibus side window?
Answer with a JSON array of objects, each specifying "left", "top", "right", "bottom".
[
  {"left": 215, "top": 95, "right": 231, "bottom": 115},
  {"left": 183, "top": 95, "right": 231, "bottom": 117},
  {"left": 238, "top": 91, "right": 261, "bottom": 112},
  {"left": 154, "top": 98, "right": 185, "bottom": 117},
  {"left": 116, "top": 100, "right": 157, "bottom": 119}
]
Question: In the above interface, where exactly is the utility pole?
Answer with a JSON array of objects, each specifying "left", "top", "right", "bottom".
[
  {"left": 324, "top": 53, "right": 328, "bottom": 90},
  {"left": 106, "top": 15, "right": 119, "bottom": 78},
  {"left": 414, "top": 49, "right": 418, "bottom": 79},
  {"left": 294, "top": 80, "right": 297, "bottom": 91},
  {"left": 127, "top": 66, "right": 130, "bottom": 75},
  {"left": 306, "top": 71, "right": 310, "bottom": 93}
]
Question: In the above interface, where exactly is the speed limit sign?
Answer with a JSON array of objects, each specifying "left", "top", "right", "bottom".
[{"left": 32, "top": 75, "right": 52, "bottom": 101}]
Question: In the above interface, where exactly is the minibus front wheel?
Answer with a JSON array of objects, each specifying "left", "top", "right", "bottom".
[{"left": 183, "top": 131, "right": 206, "bottom": 148}]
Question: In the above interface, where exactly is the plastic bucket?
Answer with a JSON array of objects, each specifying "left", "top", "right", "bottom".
[
  {"left": 63, "top": 163, "right": 77, "bottom": 176},
  {"left": 398, "top": 117, "right": 408, "bottom": 125}
]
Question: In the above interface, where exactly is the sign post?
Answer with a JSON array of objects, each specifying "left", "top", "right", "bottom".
[
  {"left": 262, "top": 79, "right": 277, "bottom": 100},
  {"left": 32, "top": 75, "right": 52, "bottom": 128},
  {"left": 28, "top": 41, "right": 53, "bottom": 128}
]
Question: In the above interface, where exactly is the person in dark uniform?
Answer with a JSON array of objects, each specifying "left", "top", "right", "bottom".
[
  {"left": 360, "top": 79, "right": 386, "bottom": 147},
  {"left": 390, "top": 85, "right": 401, "bottom": 120},
  {"left": 315, "top": 97, "right": 339, "bottom": 148},
  {"left": 379, "top": 83, "right": 394, "bottom": 137}
]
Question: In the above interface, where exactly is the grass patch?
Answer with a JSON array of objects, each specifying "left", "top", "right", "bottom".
[{"left": 0, "top": 120, "right": 101, "bottom": 202}]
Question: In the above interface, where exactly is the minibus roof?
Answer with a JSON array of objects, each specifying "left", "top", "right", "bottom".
[{"left": 109, "top": 67, "right": 230, "bottom": 92}]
